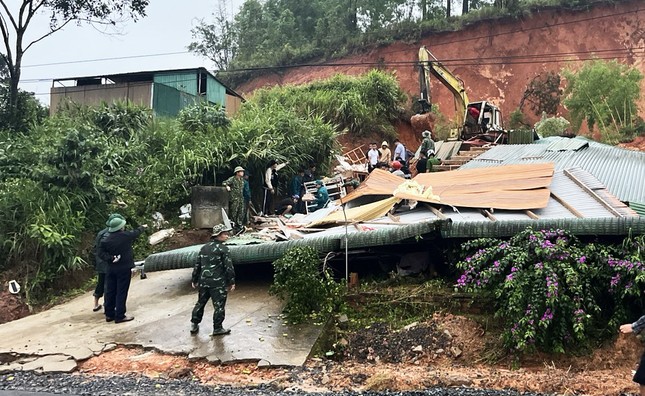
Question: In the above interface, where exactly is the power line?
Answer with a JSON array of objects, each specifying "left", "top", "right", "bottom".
[
  {"left": 27, "top": 48, "right": 645, "bottom": 96},
  {"left": 21, "top": 51, "right": 192, "bottom": 69},
  {"left": 22, "top": 45, "right": 645, "bottom": 83}
]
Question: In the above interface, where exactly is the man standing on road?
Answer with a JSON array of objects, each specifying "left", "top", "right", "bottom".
[
  {"left": 223, "top": 166, "right": 246, "bottom": 233},
  {"left": 99, "top": 217, "right": 147, "bottom": 324},
  {"left": 92, "top": 213, "right": 125, "bottom": 313},
  {"left": 190, "top": 224, "right": 236, "bottom": 336}
]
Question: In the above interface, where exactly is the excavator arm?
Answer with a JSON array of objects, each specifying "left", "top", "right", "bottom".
[{"left": 417, "top": 46, "right": 469, "bottom": 128}]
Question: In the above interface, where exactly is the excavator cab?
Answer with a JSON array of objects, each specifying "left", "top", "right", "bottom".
[{"left": 461, "top": 101, "right": 505, "bottom": 143}]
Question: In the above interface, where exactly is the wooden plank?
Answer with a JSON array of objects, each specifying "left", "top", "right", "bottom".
[
  {"left": 525, "top": 210, "right": 539, "bottom": 219},
  {"left": 563, "top": 169, "right": 622, "bottom": 218},
  {"left": 482, "top": 209, "right": 497, "bottom": 222},
  {"left": 424, "top": 203, "right": 447, "bottom": 219},
  {"left": 550, "top": 192, "right": 584, "bottom": 218}
]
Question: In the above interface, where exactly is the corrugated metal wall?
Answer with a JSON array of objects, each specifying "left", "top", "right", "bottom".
[
  {"left": 206, "top": 74, "right": 226, "bottom": 106},
  {"left": 152, "top": 83, "right": 199, "bottom": 117},
  {"left": 153, "top": 71, "right": 198, "bottom": 95}
]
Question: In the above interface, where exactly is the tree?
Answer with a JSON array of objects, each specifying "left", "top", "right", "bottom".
[
  {"left": 0, "top": 0, "right": 149, "bottom": 130},
  {"left": 563, "top": 60, "right": 642, "bottom": 134},
  {"left": 189, "top": 1, "right": 237, "bottom": 71},
  {"left": 519, "top": 72, "right": 562, "bottom": 116}
]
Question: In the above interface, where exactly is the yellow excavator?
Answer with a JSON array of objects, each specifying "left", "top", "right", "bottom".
[{"left": 411, "top": 46, "right": 507, "bottom": 146}]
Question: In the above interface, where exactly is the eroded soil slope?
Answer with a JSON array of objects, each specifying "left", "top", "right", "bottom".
[{"left": 236, "top": 0, "right": 645, "bottom": 138}]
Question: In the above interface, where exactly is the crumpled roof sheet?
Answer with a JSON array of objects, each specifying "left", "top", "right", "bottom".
[
  {"left": 307, "top": 197, "right": 399, "bottom": 227},
  {"left": 461, "top": 136, "right": 645, "bottom": 203},
  {"left": 341, "top": 163, "right": 554, "bottom": 210}
]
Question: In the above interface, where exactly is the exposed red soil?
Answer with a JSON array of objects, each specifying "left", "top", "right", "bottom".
[
  {"left": 620, "top": 135, "right": 645, "bottom": 151},
  {"left": 77, "top": 313, "right": 644, "bottom": 395},
  {"left": 236, "top": 1, "right": 645, "bottom": 135},
  {"left": 0, "top": 291, "right": 30, "bottom": 324}
]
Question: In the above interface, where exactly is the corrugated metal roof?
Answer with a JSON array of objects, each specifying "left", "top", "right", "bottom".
[
  {"left": 461, "top": 137, "right": 645, "bottom": 203},
  {"left": 630, "top": 202, "right": 645, "bottom": 217}
]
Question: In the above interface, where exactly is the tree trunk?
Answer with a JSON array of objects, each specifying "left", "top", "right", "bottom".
[
  {"left": 446, "top": 0, "right": 451, "bottom": 18},
  {"left": 347, "top": 0, "right": 357, "bottom": 32},
  {"left": 421, "top": 0, "right": 427, "bottom": 20},
  {"left": 462, "top": 0, "right": 469, "bottom": 15},
  {"left": 8, "top": 30, "right": 24, "bottom": 131}
]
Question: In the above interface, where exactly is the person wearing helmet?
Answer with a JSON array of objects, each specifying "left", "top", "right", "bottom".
[
  {"left": 223, "top": 166, "right": 246, "bottom": 232},
  {"left": 91, "top": 213, "right": 125, "bottom": 313},
  {"left": 419, "top": 130, "right": 435, "bottom": 158},
  {"left": 391, "top": 160, "right": 406, "bottom": 178},
  {"left": 99, "top": 216, "right": 147, "bottom": 324},
  {"left": 191, "top": 224, "right": 236, "bottom": 336}
]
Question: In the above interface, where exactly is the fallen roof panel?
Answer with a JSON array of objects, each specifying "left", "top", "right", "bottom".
[{"left": 342, "top": 163, "right": 554, "bottom": 210}]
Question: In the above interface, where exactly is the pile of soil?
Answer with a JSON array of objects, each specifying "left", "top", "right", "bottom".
[
  {"left": 345, "top": 317, "right": 470, "bottom": 364},
  {"left": 0, "top": 291, "right": 29, "bottom": 324}
]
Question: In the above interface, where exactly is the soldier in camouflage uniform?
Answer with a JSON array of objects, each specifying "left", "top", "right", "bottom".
[
  {"left": 223, "top": 166, "right": 246, "bottom": 233},
  {"left": 190, "top": 224, "right": 236, "bottom": 336}
]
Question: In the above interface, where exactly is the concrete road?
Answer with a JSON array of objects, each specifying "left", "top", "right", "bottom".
[{"left": 0, "top": 269, "right": 324, "bottom": 372}]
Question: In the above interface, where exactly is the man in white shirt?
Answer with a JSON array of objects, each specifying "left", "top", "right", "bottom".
[{"left": 366, "top": 142, "right": 381, "bottom": 173}]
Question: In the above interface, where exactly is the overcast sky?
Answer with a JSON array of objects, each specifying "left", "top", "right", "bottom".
[{"left": 14, "top": 0, "right": 245, "bottom": 105}]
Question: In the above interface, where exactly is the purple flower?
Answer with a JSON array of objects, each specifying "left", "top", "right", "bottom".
[
  {"left": 541, "top": 308, "right": 554, "bottom": 322},
  {"left": 578, "top": 256, "right": 586, "bottom": 264},
  {"left": 534, "top": 262, "right": 543, "bottom": 270},
  {"left": 506, "top": 273, "right": 514, "bottom": 282}
]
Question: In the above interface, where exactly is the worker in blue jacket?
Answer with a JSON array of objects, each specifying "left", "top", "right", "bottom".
[{"left": 314, "top": 180, "right": 329, "bottom": 211}]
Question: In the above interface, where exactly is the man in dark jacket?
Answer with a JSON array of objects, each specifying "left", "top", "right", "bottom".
[
  {"left": 92, "top": 213, "right": 125, "bottom": 312},
  {"left": 190, "top": 224, "right": 236, "bottom": 336},
  {"left": 99, "top": 217, "right": 146, "bottom": 323}
]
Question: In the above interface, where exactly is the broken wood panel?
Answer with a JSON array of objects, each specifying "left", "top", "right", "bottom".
[
  {"left": 414, "top": 163, "right": 555, "bottom": 188},
  {"left": 396, "top": 188, "right": 551, "bottom": 210}
]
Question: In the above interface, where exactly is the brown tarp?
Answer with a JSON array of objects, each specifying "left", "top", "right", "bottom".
[{"left": 341, "top": 163, "right": 554, "bottom": 210}]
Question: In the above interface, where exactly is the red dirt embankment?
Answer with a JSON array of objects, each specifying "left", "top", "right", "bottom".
[{"left": 236, "top": 1, "right": 645, "bottom": 148}]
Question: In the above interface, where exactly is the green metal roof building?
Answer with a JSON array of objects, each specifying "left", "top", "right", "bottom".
[{"left": 50, "top": 67, "right": 244, "bottom": 117}]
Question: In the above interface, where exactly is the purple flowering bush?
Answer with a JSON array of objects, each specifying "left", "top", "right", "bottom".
[{"left": 455, "top": 228, "right": 600, "bottom": 353}]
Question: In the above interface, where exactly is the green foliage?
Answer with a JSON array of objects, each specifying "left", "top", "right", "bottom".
[
  {"left": 455, "top": 227, "right": 644, "bottom": 354},
  {"left": 270, "top": 246, "right": 344, "bottom": 323},
  {"left": 520, "top": 72, "right": 562, "bottom": 116},
  {"left": 0, "top": 84, "right": 48, "bottom": 132},
  {"left": 251, "top": 71, "right": 406, "bottom": 139},
  {"left": 508, "top": 108, "right": 528, "bottom": 129},
  {"left": 534, "top": 114, "right": 571, "bottom": 137},
  {"left": 0, "top": 91, "right": 343, "bottom": 303},
  {"left": 177, "top": 102, "right": 231, "bottom": 132},
  {"left": 563, "top": 60, "right": 642, "bottom": 142}
]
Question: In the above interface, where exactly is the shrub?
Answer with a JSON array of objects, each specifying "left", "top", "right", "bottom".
[
  {"left": 534, "top": 114, "right": 571, "bottom": 137},
  {"left": 455, "top": 228, "right": 604, "bottom": 353},
  {"left": 270, "top": 246, "right": 344, "bottom": 323},
  {"left": 177, "top": 102, "right": 230, "bottom": 133}
]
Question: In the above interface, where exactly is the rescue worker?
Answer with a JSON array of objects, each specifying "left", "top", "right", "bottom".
[
  {"left": 313, "top": 180, "right": 329, "bottom": 211},
  {"left": 92, "top": 213, "right": 125, "bottom": 312},
  {"left": 419, "top": 130, "right": 435, "bottom": 157},
  {"left": 190, "top": 224, "right": 236, "bottom": 336},
  {"left": 223, "top": 166, "right": 246, "bottom": 233},
  {"left": 99, "top": 216, "right": 147, "bottom": 323}
]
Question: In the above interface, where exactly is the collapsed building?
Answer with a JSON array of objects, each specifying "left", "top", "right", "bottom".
[{"left": 144, "top": 137, "right": 645, "bottom": 276}]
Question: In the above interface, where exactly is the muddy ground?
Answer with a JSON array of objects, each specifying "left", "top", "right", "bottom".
[{"left": 68, "top": 312, "right": 642, "bottom": 396}]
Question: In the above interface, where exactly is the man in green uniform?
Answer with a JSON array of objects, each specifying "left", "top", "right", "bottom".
[
  {"left": 223, "top": 166, "right": 246, "bottom": 233},
  {"left": 419, "top": 130, "right": 435, "bottom": 157},
  {"left": 190, "top": 224, "right": 236, "bottom": 336},
  {"left": 427, "top": 150, "right": 442, "bottom": 172}
]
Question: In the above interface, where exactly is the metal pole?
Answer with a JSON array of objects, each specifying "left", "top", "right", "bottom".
[{"left": 342, "top": 203, "right": 349, "bottom": 282}]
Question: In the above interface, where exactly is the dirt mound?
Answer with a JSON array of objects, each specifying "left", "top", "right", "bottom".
[
  {"left": 346, "top": 320, "right": 460, "bottom": 364},
  {"left": 0, "top": 291, "right": 30, "bottom": 324}
]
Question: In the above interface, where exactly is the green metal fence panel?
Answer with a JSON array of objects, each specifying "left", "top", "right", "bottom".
[
  {"left": 508, "top": 129, "right": 535, "bottom": 144},
  {"left": 154, "top": 71, "right": 198, "bottom": 96}
]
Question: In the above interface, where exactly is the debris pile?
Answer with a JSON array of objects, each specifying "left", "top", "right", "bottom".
[{"left": 345, "top": 321, "right": 458, "bottom": 363}]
